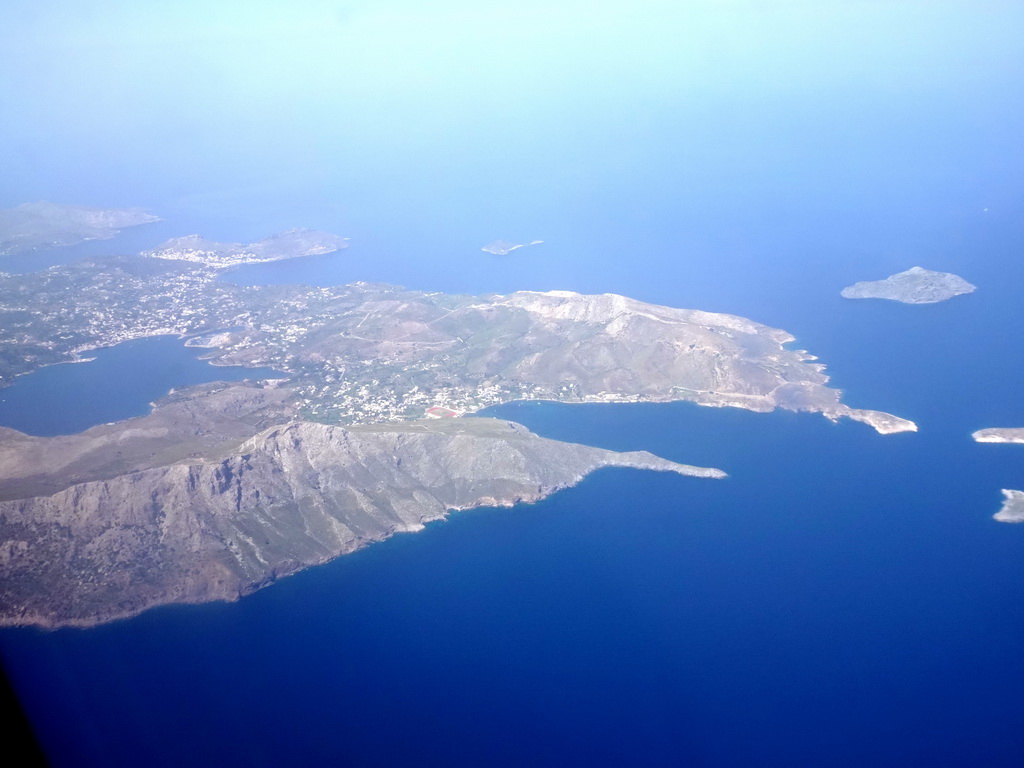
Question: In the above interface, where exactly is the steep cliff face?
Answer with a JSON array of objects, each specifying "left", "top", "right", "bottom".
[
  {"left": 0, "top": 382, "right": 298, "bottom": 501},
  {"left": 0, "top": 418, "right": 723, "bottom": 628}
]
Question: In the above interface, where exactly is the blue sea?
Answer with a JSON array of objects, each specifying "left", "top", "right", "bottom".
[
  {"left": 2, "top": 219, "right": 1024, "bottom": 765},
  {"left": 1, "top": 393, "right": 1024, "bottom": 767},
  {"left": 3, "top": 3, "right": 1024, "bottom": 765}
]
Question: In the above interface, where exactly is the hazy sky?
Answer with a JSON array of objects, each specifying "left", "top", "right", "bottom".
[{"left": 4, "top": 1, "right": 1022, "bottom": 206}]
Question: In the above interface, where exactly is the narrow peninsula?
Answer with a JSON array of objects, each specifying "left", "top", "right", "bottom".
[{"left": 0, "top": 417, "right": 723, "bottom": 628}]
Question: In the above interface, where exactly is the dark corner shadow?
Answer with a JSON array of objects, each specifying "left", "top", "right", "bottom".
[{"left": 0, "top": 662, "right": 48, "bottom": 766}]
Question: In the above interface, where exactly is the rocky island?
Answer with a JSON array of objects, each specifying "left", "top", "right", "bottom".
[
  {"left": 481, "top": 239, "right": 543, "bottom": 255},
  {"left": 841, "top": 266, "right": 976, "bottom": 304},
  {"left": 0, "top": 229, "right": 918, "bottom": 626},
  {"left": 994, "top": 490, "right": 1024, "bottom": 523},
  {"left": 972, "top": 428, "right": 1024, "bottom": 444},
  {"left": 142, "top": 228, "right": 348, "bottom": 268},
  {"left": 971, "top": 429, "right": 1024, "bottom": 523},
  {"left": 0, "top": 201, "right": 160, "bottom": 257}
]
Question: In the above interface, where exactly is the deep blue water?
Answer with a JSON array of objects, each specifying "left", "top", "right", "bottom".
[
  {"left": 0, "top": 335, "right": 280, "bottom": 436},
  {"left": 1, "top": 397, "right": 1023, "bottom": 767}
]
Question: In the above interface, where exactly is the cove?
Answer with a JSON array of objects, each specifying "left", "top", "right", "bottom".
[{"left": 0, "top": 335, "right": 281, "bottom": 437}]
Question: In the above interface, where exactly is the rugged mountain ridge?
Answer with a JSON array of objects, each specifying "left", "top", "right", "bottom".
[
  {"left": 0, "top": 382, "right": 297, "bottom": 501},
  {"left": 0, "top": 418, "right": 723, "bottom": 628},
  {"left": 0, "top": 258, "right": 916, "bottom": 432},
  {"left": 972, "top": 428, "right": 1024, "bottom": 444}
]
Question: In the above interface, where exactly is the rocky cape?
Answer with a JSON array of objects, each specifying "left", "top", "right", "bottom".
[
  {"left": 0, "top": 417, "right": 723, "bottom": 629},
  {"left": 0, "top": 201, "right": 159, "bottom": 256},
  {"left": 841, "top": 266, "right": 976, "bottom": 304}
]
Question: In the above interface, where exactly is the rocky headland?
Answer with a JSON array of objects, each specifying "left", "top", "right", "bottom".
[{"left": 0, "top": 417, "right": 723, "bottom": 628}]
